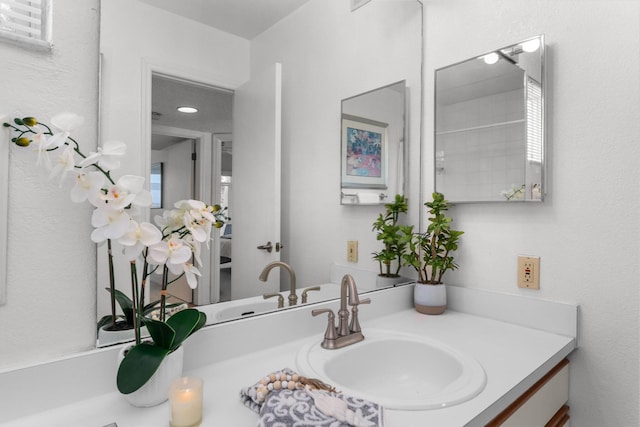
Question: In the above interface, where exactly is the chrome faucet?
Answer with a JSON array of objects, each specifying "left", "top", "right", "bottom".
[
  {"left": 259, "top": 261, "right": 297, "bottom": 306},
  {"left": 312, "top": 274, "right": 370, "bottom": 349}
]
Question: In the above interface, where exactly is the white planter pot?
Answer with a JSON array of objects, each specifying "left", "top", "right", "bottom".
[
  {"left": 117, "top": 345, "right": 184, "bottom": 407},
  {"left": 414, "top": 282, "right": 447, "bottom": 315}
]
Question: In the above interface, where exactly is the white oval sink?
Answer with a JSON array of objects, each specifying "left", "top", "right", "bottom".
[
  {"left": 295, "top": 329, "right": 486, "bottom": 410},
  {"left": 215, "top": 301, "right": 278, "bottom": 321}
]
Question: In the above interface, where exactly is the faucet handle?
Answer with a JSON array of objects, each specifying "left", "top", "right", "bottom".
[
  {"left": 301, "top": 286, "right": 321, "bottom": 304},
  {"left": 312, "top": 308, "right": 338, "bottom": 343},
  {"left": 350, "top": 297, "right": 371, "bottom": 307},
  {"left": 263, "top": 292, "right": 285, "bottom": 308}
]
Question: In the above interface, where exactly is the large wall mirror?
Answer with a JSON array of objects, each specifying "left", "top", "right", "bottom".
[
  {"left": 340, "top": 81, "right": 407, "bottom": 205},
  {"left": 434, "top": 35, "right": 545, "bottom": 203},
  {"left": 97, "top": 0, "right": 423, "bottom": 347}
]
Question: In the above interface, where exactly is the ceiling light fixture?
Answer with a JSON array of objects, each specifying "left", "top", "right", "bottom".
[{"left": 177, "top": 106, "right": 198, "bottom": 113}]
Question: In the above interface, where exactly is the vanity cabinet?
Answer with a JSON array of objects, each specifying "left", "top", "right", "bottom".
[{"left": 487, "top": 359, "right": 569, "bottom": 427}]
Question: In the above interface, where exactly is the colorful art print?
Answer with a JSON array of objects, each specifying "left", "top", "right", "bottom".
[{"left": 341, "top": 115, "right": 388, "bottom": 189}]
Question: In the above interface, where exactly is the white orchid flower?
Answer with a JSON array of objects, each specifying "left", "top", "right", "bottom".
[
  {"left": 183, "top": 263, "right": 201, "bottom": 289},
  {"left": 48, "top": 112, "right": 84, "bottom": 148},
  {"left": 90, "top": 175, "right": 151, "bottom": 210},
  {"left": 31, "top": 132, "right": 55, "bottom": 167},
  {"left": 48, "top": 145, "right": 76, "bottom": 186},
  {"left": 183, "top": 234, "right": 203, "bottom": 267},
  {"left": 184, "top": 211, "right": 212, "bottom": 245},
  {"left": 176, "top": 199, "right": 215, "bottom": 223},
  {"left": 70, "top": 171, "right": 105, "bottom": 203},
  {"left": 147, "top": 236, "right": 192, "bottom": 270},
  {"left": 78, "top": 140, "right": 126, "bottom": 170},
  {"left": 119, "top": 221, "right": 163, "bottom": 261},
  {"left": 155, "top": 209, "right": 185, "bottom": 233},
  {"left": 90, "top": 207, "right": 131, "bottom": 242}
]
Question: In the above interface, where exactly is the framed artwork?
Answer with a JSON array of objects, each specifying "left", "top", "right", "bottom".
[{"left": 341, "top": 114, "right": 388, "bottom": 189}]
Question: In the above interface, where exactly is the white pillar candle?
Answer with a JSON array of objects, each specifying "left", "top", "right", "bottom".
[{"left": 170, "top": 377, "right": 203, "bottom": 427}]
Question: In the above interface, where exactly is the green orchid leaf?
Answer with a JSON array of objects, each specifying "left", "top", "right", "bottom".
[
  {"left": 145, "top": 317, "right": 176, "bottom": 350},
  {"left": 116, "top": 343, "right": 170, "bottom": 394},
  {"left": 166, "top": 308, "right": 204, "bottom": 350}
]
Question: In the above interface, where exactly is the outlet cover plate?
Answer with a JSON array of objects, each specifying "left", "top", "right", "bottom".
[{"left": 518, "top": 256, "right": 540, "bottom": 289}]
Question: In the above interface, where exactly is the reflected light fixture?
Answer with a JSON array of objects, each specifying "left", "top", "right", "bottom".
[
  {"left": 483, "top": 52, "right": 499, "bottom": 65},
  {"left": 521, "top": 38, "right": 541, "bottom": 53},
  {"left": 177, "top": 106, "right": 198, "bottom": 113}
]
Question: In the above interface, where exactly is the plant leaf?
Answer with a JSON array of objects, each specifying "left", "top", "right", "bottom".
[
  {"left": 166, "top": 308, "right": 203, "bottom": 350},
  {"left": 145, "top": 318, "right": 176, "bottom": 350},
  {"left": 116, "top": 343, "right": 169, "bottom": 394}
]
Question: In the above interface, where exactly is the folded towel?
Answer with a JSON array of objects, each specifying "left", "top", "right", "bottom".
[{"left": 240, "top": 368, "right": 384, "bottom": 427}]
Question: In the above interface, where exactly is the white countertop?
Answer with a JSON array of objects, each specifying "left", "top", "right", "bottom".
[{"left": 1, "top": 290, "right": 576, "bottom": 427}]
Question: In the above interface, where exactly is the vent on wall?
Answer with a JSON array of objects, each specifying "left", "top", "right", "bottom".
[{"left": 0, "top": 0, "right": 51, "bottom": 49}]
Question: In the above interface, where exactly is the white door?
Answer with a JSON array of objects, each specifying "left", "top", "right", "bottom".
[{"left": 231, "top": 63, "right": 282, "bottom": 299}]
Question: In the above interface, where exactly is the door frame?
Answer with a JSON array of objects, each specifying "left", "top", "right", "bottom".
[{"left": 141, "top": 60, "right": 244, "bottom": 305}]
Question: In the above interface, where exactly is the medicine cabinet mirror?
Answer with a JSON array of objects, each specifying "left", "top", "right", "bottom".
[
  {"left": 434, "top": 35, "right": 545, "bottom": 203},
  {"left": 341, "top": 81, "right": 407, "bottom": 205}
]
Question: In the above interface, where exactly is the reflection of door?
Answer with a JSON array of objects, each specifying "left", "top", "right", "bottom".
[
  {"left": 231, "top": 63, "right": 282, "bottom": 299},
  {"left": 151, "top": 137, "right": 195, "bottom": 305}
]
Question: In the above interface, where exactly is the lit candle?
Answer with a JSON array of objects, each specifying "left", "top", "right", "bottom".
[{"left": 169, "top": 377, "right": 203, "bottom": 427}]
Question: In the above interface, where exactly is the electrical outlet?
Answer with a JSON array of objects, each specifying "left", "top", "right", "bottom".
[
  {"left": 518, "top": 256, "right": 540, "bottom": 289},
  {"left": 347, "top": 240, "right": 358, "bottom": 262}
]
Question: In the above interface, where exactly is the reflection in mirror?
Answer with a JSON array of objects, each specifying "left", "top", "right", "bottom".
[
  {"left": 341, "top": 81, "right": 406, "bottom": 205},
  {"left": 435, "top": 35, "right": 545, "bottom": 203},
  {"left": 96, "top": 0, "right": 423, "bottom": 348}
]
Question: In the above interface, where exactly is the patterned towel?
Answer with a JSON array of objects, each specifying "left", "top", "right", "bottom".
[{"left": 240, "top": 368, "right": 384, "bottom": 427}]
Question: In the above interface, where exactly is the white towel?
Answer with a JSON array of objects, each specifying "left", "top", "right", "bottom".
[{"left": 357, "top": 192, "right": 382, "bottom": 204}]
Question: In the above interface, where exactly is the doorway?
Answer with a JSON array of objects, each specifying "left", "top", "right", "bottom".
[{"left": 149, "top": 73, "right": 233, "bottom": 305}]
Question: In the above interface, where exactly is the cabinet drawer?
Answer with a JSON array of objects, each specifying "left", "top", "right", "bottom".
[{"left": 488, "top": 359, "right": 569, "bottom": 427}]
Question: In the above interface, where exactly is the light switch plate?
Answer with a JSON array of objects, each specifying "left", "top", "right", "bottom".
[{"left": 347, "top": 240, "right": 358, "bottom": 262}]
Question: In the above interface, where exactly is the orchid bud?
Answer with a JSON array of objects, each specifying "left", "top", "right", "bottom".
[
  {"left": 15, "top": 137, "right": 31, "bottom": 147},
  {"left": 212, "top": 204, "right": 221, "bottom": 212},
  {"left": 22, "top": 117, "right": 37, "bottom": 127},
  {"left": 214, "top": 221, "right": 224, "bottom": 229}
]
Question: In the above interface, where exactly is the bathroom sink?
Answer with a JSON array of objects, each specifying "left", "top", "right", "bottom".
[
  {"left": 295, "top": 329, "right": 486, "bottom": 410},
  {"left": 215, "top": 301, "right": 279, "bottom": 321}
]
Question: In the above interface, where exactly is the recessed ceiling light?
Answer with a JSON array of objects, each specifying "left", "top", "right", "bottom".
[{"left": 177, "top": 106, "right": 198, "bottom": 113}]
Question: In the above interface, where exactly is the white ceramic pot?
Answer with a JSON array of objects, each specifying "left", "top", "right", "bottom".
[
  {"left": 413, "top": 282, "right": 447, "bottom": 315},
  {"left": 117, "top": 345, "right": 184, "bottom": 407}
]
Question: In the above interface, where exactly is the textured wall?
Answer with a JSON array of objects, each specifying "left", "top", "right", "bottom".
[
  {"left": 423, "top": 0, "right": 640, "bottom": 425},
  {"left": 0, "top": 0, "right": 100, "bottom": 368}
]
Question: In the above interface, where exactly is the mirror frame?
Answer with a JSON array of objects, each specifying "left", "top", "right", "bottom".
[{"left": 434, "top": 35, "right": 546, "bottom": 203}]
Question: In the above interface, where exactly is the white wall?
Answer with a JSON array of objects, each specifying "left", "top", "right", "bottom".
[
  {"left": 0, "top": 0, "right": 100, "bottom": 368},
  {"left": 251, "top": 0, "right": 423, "bottom": 287},
  {"left": 423, "top": 0, "right": 640, "bottom": 425}
]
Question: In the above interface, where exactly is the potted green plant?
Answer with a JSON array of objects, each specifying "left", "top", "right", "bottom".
[
  {"left": 402, "top": 192, "right": 463, "bottom": 314},
  {"left": 371, "top": 194, "right": 410, "bottom": 287}
]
